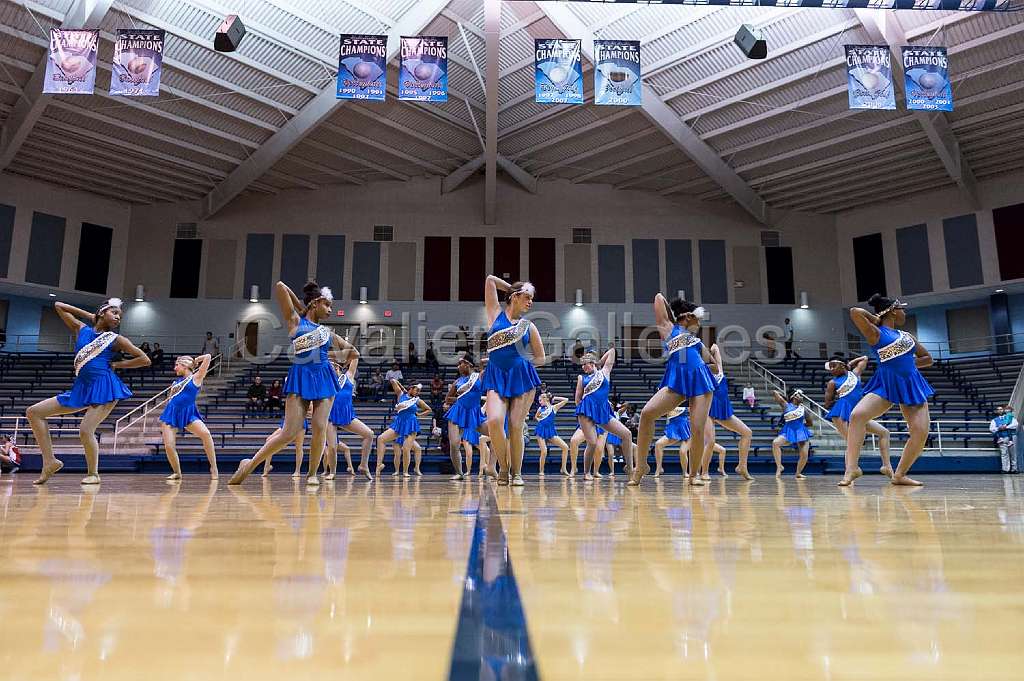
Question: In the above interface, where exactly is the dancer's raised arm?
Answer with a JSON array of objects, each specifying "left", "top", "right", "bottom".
[
  {"left": 54, "top": 301, "right": 93, "bottom": 332},
  {"left": 112, "top": 337, "right": 151, "bottom": 370},
  {"left": 192, "top": 354, "right": 213, "bottom": 385},
  {"left": 485, "top": 275, "right": 511, "bottom": 326},
  {"left": 849, "top": 307, "right": 881, "bottom": 345},
  {"left": 275, "top": 281, "right": 301, "bottom": 331}
]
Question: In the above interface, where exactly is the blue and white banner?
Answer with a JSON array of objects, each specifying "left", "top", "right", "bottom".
[
  {"left": 44, "top": 29, "right": 99, "bottom": 95},
  {"left": 336, "top": 34, "right": 387, "bottom": 101},
  {"left": 110, "top": 29, "right": 164, "bottom": 97},
  {"left": 902, "top": 46, "right": 953, "bottom": 111},
  {"left": 844, "top": 45, "right": 895, "bottom": 110},
  {"left": 399, "top": 36, "right": 448, "bottom": 102},
  {"left": 535, "top": 39, "right": 583, "bottom": 105},
  {"left": 594, "top": 39, "right": 641, "bottom": 107}
]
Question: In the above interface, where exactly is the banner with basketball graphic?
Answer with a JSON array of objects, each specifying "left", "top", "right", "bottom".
[
  {"left": 43, "top": 29, "right": 99, "bottom": 94},
  {"left": 844, "top": 45, "right": 896, "bottom": 110},
  {"left": 594, "top": 39, "right": 641, "bottom": 106},
  {"left": 109, "top": 29, "right": 165, "bottom": 97},
  {"left": 336, "top": 34, "right": 387, "bottom": 101},
  {"left": 399, "top": 36, "right": 448, "bottom": 102},
  {"left": 902, "top": 46, "right": 953, "bottom": 111},
  {"left": 535, "top": 38, "right": 583, "bottom": 105}
]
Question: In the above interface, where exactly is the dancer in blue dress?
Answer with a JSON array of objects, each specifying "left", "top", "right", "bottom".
[
  {"left": 533, "top": 393, "right": 570, "bottom": 476},
  {"left": 326, "top": 356, "right": 374, "bottom": 481},
  {"left": 654, "top": 406, "right": 691, "bottom": 477},
  {"left": 703, "top": 343, "right": 754, "bottom": 480},
  {"left": 771, "top": 389, "right": 815, "bottom": 479},
  {"left": 483, "top": 276, "right": 546, "bottom": 486},
  {"left": 376, "top": 379, "right": 432, "bottom": 477},
  {"left": 569, "top": 425, "right": 607, "bottom": 477},
  {"left": 630, "top": 294, "right": 716, "bottom": 487},
  {"left": 27, "top": 298, "right": 151, "bottom": 485},
  {"left": 840, "top": 295, "right": 934, "bottom": 487},
  {"left": 159, "top": 354, "right": 218, "bottom": 480},
  {"left": 824, "top": 356, "right": 893, "bottom": 478},
  {"left": 575, "top": 347, "right": 635, "bottom": 481},
  {"left": 444, "top": 354, "right": 484, "bottom": 480},
  {"left": 230, "top": 281, "right": 356, "bottom": 486}
]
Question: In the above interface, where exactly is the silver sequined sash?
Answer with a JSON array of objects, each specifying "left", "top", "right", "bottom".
[{"left": 74, "top": 331, "right": 117, "bottom": 376}]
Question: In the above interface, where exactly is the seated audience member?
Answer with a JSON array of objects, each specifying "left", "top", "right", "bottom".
[
  {"left": 408, "top": 342, "right": 418, "bottom": 367},
  {"left": 247, "top": 375, "right": 267, "bottom": 414},
  {"left": 385, "top": 362, "right": 404, "bottom": 385},
  {"left": 425, "top": 342, "right": 439, "bottom": 371},
  {"left": 743, "top": 384, "right": 757, "bottom": 409},
  {"left": 370, "top": 368, "right": 385, "bottom": 400},
  {"left": 0, "top": 434, "right": 20, "bottom": 474},
  {"left": 266, "top": 379, "right": 284, "bottom": 416},
  {"left": 151, "top": 342, "right": 165, "bottom": 369}
]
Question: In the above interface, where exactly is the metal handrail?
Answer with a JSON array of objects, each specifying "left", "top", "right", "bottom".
[{"left": 747, "top": 358, "right": 838, "bottom": 438}]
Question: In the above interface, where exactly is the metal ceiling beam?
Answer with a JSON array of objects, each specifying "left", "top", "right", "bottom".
[
  {"left": 573, "top": 146, "right": 677, "bottom": 184},
  {"left": 202, "top": 0, "right": 450, "bottom": 217},
  {"left": 441, "top": 153, "right": 538, "bottom": 195},
  {"left": 347, "top": 105, "right": 474, "bottom": 161},
  {"left": 0, "top": 0, "right": 114, "bottom": 171},
  {"left": 538, "top": 3, "right": 771, "bottom": 226},
  {"left": 507, "top": 109, "right": 634, "bottom": 160},
  {"left": 285, "top": 155, "right": 365, "bottom": 186},
  {"left": 484, "top": 0, "right": 499, "bottom": 224},
  {"left": 321, "top": 122, "right": 451, "bottom": 175},
  {"left": 855, "top": 9, "right": 979, "bottom": 208},
  {"left": 531, "top": 129, "right": 658, "bottom": 176},
  {"left": 300, "top": 138, "right": 411, "bottom": 182}
]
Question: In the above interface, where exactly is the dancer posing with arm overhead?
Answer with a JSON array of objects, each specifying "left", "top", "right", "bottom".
[
  {"left": 28, "top": 298, "right": 150, "bottom": 485},
  {"left": 159, "top": 354, "right": 218, "bottom": 480},
  {"left": 839, "top": 295, "right": 933, "bottom": 486},
  {"left": 377, "top": 379, "right": 432, "bottom": 477},
  {"left": 704, "top": 343, "right": 754, "bottom": 480},
  {"left": 444, "top": 354, "right": 483, "bottom": 480},
  {"left": 326, "top": 354, "right": 374, "bottom": 481},
  {"left": 824, "top": 356, "right": 892, "bottom": 478},
  {"left": 771, "top": 389, "right": 814, "bottom": 479},
  {"left": 629, "top": 294, "right": 716, "bottom": 487},
  {"left": 575, "top": 347, "right": 635, "bottom": 482},
  {"left": 482, "top": 276, "right": 545, "bottom": 486},
  {"left": 534, "top": 393, "right": 570, "bottom": 475}
]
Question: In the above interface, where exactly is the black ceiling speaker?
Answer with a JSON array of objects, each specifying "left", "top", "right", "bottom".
[
  {"left": 215, "top": 15, "right": 246, "bottom": 53},
  {"left": 734, "top": 24, "right": 766, "bottom": 60}
]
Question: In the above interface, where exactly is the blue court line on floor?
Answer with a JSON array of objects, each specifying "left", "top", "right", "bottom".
[{"left": 447, "top": 486, "right": 540, "bottom": 681}]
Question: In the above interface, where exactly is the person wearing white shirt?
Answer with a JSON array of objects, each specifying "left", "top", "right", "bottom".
[
  {"left": 989, "top": 405, "right": 1019, "bottom": 473},
  {"left": 384, "top": 362, "right": 404, "bottom": 384},
  {"left": 742, "top": 384, "right": 756, "bottom": 408}
]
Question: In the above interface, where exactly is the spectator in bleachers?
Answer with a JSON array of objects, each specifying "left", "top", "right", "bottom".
[
  {"left": 369, "top": 368, "right": 385, "bottom": 400},
  {"left": 247, "top": 376, "right": 267, "bottom": 414},
  {"left": 572, "top": 339, "right": 585, "bottom": 363},
  {"left": 430, "top": 374, "right": 444, "bottom": 401},
  {"left": 151, "top": 342, "right": 165, "bottom": 369},
  {"left": 385, "top": 362, "right": 404, "bottom": 385},
  {"left": 141, "top": 342, "right": 152, "bottom": 360},
  {"left": 743, "top": 384, "right": 757, "bottom": 408},
  {"left": 407, "top": 342, "right": 418, "bottom": 367},
  {"left": 201, "top": 331, "right": 219, "bottom": 356},
  {"left": 0, "top": 434, "right": 20, "bottom": 475},
  {"left": 784, "top": 318, "right": 800, "bottom": 361},
  {"left": 990, "top": 405, "right": 1019, "bottom": 474},
  {"left": 266, "top": 379, "right": 283, "bottom": 415},
  {"left": 425, "top": 342, "right": 439, "bottom": 371}
]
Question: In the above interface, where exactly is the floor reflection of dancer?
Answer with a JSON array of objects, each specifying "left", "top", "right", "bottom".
[
  {"left": 654, "top": 406, "right": 690, "bottom": 477},
  {"left": 575, "top": 348, "right": 635, "bottom": 483},
  {"left": 629, "top": 294, "right": 715, "bottom": 487},
  {"left": 444, "top": 354, "right": 483, "bottom": 480},
  {"left": 377, "top": 380, "right": 432, "bottom": 477},
  {"left": 570, "top": 426, "right": 607, "bottom": 478},
  {"left": 159, "top": 354, "right": 218, "bottom": 480},
  {"left": 824, "top": 356, "right": 893, "bottom": 478},
  {"left": 840, "top": 295, "right": 934, "bottom": 487},
  {"left": 326, "top": 356, "right": 374, "bottom": 480},
  {"left": 261, "top": 406, "right": 310, "bottom": 477},
  {"left": 230, "top": 281, "right": 354, "bottom": 486},
  {"left": 771, "top": 389, "right": 814, "bottom": 479},
  {"left": 28, "top": 298, "right": 151, "bottom": 485},
  {"left": 703, "top": 343, "right": 754, "bottom": 480},
  {"left": 533, "top": 392, "right": 570, "bottom": 476},
  {"left": 482, "top": 276, "right": 545, "bottom": 486}
]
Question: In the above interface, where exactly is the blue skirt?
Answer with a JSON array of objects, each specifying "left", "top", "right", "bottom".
[
  {"left": 57, "top": 371, "right": 132, "bottom": 409},
  {"left": 159, "top": 402, "right": 202, "bottom": 429},
  {"left": 330, "top": 400, "right": 355, "bottom": 427},
  {"left": 665, "top": 417, "right": 691, "bottom": 442},
  {"left": 826, "top": 397, "right": 856, "bottom": 423},
  {"left": 605, "top": 429, "right": 622, "bottom": 446},
  {"left": 463, "top": 428, "right": 481, "bottom": 446},
  {"left": 389, "top": 412, "right": 420, "bottom": 438},
  {"left": 446, "top": 399, "right": 484, "bottom": 431},
  {"left": 481, "top": 359, "right": 541, "bottom": 399},
  {"left": 779, "top": 420, "right": 812, "bottom": 445},
  {"left": 659, "top": 363, "right": 716, "bottom": 399},
  {"left": 710, "top": 391, "right": 734, "bottom": 420},
  {"left": 535, "top": 418, "right": 557, "bottom": 440},
  {"left": 284, "top": 362, "right": 340, "bottom": 401},
  {"left": 863, "top": 368, "right": 934, "bottom": 406},
  {"left": 576, "top": 398, "right": 613, "bottom": 426}
]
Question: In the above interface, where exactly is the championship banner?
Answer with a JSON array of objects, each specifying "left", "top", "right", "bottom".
[
  {"left": 337, "top": 34, "right": 387, "bottom": 101},
  {"left": 399, "top": 36, "right": 448, "bottom": 102},
  {"left": 594, "top": 39, "right": 641, "bottom": 107},
  {"left": 901, "top": 46, "right": 953, "bottom": 111},
  {"left": 844, "top": 45, "right": 895, "bottom": 110},
  {"left": 43, "top": 29, "right": 99, "bottom": 95},
  {"left": 535, "top": 38, "right": 583, "bottom": 105},
  {"left": 110, "top": 29, "right": 165, "bottom": 97}
]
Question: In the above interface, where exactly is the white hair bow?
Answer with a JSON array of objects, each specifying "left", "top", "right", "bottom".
[
  {"left": 692, "top": 306, "right": 707, "bottom": 320},
  {"left": 319, "top": 286, "right": 333, "bottom": 302}
]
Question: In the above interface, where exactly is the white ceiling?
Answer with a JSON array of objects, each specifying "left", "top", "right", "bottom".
[{"left": 0, "top": 0, "right": 1022, "bottom": 216}]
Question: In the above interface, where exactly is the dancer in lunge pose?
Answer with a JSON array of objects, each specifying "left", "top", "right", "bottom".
[
  {"left": 444, "top": 354, "right": 483, "bottom": 480},
  {"left": 824, "top": 356, "right": 892, "bottom": 478},
  {"left": 575, "top": 348, "right": 636, "bottom": 483},
  {"left": 704, "top": 343, "right": 754, "bottom": 480},
  {"left": 533, "top": 392, "right": 570, "bottom": 475},
  {"left": 159, "top": 354, "right": 218, "bottom": 480},
  {"left": 326, "top": 356, "right": 373, "bottom": 480},
  {"left": 771, "top": 389, "right": 814, "bottom": 479}
]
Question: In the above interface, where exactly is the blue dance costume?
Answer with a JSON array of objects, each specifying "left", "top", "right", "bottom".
[
  {"left": 664, "top": 407, "right": 691, "bottom": 442},
  {"left": 709, "top": 370, "right": 735, "bottom": 420},
  {"left": 481, "top": 311, "right": 541, "bottom": 398},
  {"left": 446, "top": 372, "right": 485, "bottom": 431},
  {"left": 604, "top": 412, "right": 623, "bottom": 447},
  {"left": 284, "top": 318, "right": 340, "bottom": 401},
  {"left": 463, "top": 406, "right": 487, "bottom": 446},
  {"left": 659, "top": 326, "right": 716, "bottom": 397},
  {"left": 329, "top": 374, "right": 356, "bottom": 427},
  {"left": 57, "top": 326, "right": 132, "bottom": 409},
  {"left": 534, "top": 404, "right": 558, "bottom": 441},
  {"left": 825, "top": 371, "right": 863, "bottom": 423},
  {"left": 779, "top": 403, "right": 812, "bottom": 445},
  {"left": 576, "top": 370, "right": 614, "bottom": 426},
  {"left": 389, "top": 393, "right": 421, "bottom": 437},
  {"left": 862, "top": 326, "right": 933, "bottom": 406},
  {"left": 159, "top": 375, "right": 202, "bottom": 429}
]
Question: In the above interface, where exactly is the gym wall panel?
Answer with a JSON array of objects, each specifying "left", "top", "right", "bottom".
[
  {"left": 423, "top": 236, "right": 452, "bottom": 301},
  {"left": 946, "top": 304, "right": 991, "bottom": 353},
  {"left": 665, "top": 239, "right": 694, "bottom": 301},
  {"left": 699, "top": 239, "right": 728, "bottom": 304},
  {"left": 598, "top": 245, "right": 626, "bottom": 303},
  {"left": 26, "top": 212, "right": 65, "bottom": 287},
  {"left": 351, "top": 241, "right": 380, "bottom": 301},
  {"left": 852, "top": 233, "right": 886, "bottom": 301},
  {"left": 943, "top": 214, "right": 983, "bottom": 289},
  {"left": 459, "top": 237, "right": 486, "bottom": 301},
  {"left": 765, "top": 246, "right": 795, "bottom": 305},
  {"left": 74, "top": 222, "right": 113, "bottom": 295},
  {"left": 493, "top": 237, "right": 520, "bottom": 282},
  {"left": 732, "top": 246, "right": 762, "bottom": 304},
  {"left": 528, "top": 238, "right": 556, "bottom": 301},
  {"left": 279, "top": 234, "right": 310, "bottom": 293},
  {"left": 895, "top": 223, "right": 932, "bottom": 295},
  {"left": 0, "top": 203, "right": 14, "bottom": 279},
  {"left": 315, "top": 235, "right": 346, "bottom": 299},
  {"left": 563, "top": 244, "right": 592, "bottom": 303},
  {"left": 169, "top": 239, "right": 202, "bottom": 298},
  {"left": 993, "top": 202, "right": 1024, "bottom": 281},
  {"left": 244, "top": 234, "right": 275, "bottom": 300},
  {"left": 204, "top": 239, "right": 237, "bottom": 299},
  {"left": 387, "top": 242, "right": 416, "bottom": 301},
  {"left": 631, "top": 239, "right": 660, "bottom": 303}
]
